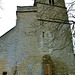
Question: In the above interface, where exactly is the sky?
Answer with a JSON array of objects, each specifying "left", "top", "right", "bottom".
[
  {"left": 0, "top": 0, "right": 75, "bottom": 36},
  {"left": 0, "top": 0, "right": 34, "bottom": 36}
]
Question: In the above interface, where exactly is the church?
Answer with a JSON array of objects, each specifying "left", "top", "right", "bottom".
[{"left": 0, "top": 0, "right": 75, "bottom": 75}]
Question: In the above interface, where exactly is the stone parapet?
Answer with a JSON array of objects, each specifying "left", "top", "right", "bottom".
[{"left": 17, "top": 6, "right": 37, "bottom": 12}]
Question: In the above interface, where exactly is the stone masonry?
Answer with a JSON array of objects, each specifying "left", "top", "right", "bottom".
[{"left": 0, "top": 0, "right": 75, "bottom": 75}]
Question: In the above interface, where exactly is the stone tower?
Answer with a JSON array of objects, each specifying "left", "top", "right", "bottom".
[{"left": 0, "top": 0, "right": 75, "bottom": 75}]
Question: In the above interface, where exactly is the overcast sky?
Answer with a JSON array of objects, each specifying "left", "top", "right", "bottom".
[{"left": 0, "top": 0, "right": 74, "bottom": 36}]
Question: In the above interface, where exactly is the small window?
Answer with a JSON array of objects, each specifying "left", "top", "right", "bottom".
[
  {"left": 42, "top": 32, "right": 45, "bottom": 38},
  {"left": 49, "top": 0, "right": 54, "bottom": 5},
  {"left": 3, "top": 72, "right": 7, "bottom": 75}
]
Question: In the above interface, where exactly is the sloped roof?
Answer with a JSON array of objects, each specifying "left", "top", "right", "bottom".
[{"left": 0, "top": 26, "right": 16, "bottom": 38}]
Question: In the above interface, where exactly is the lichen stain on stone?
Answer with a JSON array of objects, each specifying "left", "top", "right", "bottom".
[
  {"left": 0, "top": 59, "right": 7, "bottom": 75},
  {"left": 52, "top": 58, "right": 69, "bottom": 75}
]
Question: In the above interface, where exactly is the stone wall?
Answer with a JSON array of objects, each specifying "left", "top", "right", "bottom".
[{"left": 0, "top": 1, "right": 75, "bottom": 75}]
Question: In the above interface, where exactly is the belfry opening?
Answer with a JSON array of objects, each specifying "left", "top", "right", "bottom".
[{"left": 49, "top": 0, "right": 54, "bottom": 5}]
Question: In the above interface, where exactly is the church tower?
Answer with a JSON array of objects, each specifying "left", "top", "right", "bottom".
[
  {"left": 0, "top": 0, "right": 75, "bottom": 75},
  {"left": 15, "top": 0, "right": 75, "bottom": 74},
  {"left": 34, "top": 0, "right": 68, "bottom": 21}
]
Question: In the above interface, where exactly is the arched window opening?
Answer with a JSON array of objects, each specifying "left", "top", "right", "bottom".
[{"left": 49, "top": 0, "right": 54, "bottom": 5}]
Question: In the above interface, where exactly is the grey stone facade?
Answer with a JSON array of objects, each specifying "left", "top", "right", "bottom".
[{"left": 0, "top": 0, "right": 75, "bottom": 75}]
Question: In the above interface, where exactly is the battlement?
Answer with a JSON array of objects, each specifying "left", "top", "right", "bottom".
[{"left": 17, "top": 6, "right": 37, "bottom": 12}]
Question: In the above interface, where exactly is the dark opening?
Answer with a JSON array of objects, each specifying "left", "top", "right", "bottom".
[
  {"left": 49, "top": 0, "right": 51, "bottom": 4},
  {"left": 43, "top": 32, "right": 45, "bottom": 38},
  {"left": 3, "top": 72, "right": 7, "bottom": 75},
  {"left": 49, "top": 0, "right": 54, "bottom": 5},
  {"left": 34, "top": 0, "right": 37, "bottom": 6}
]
